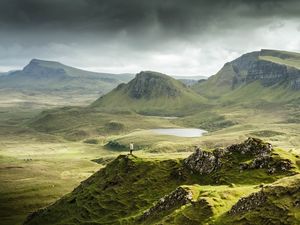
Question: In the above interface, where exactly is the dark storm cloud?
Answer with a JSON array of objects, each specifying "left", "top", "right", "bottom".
[
  {"left": 0, "top": 0, "right": 299, "bottom": 33},
  {"left": 0, "top": 0, "right": 299, "bottom": 75}
]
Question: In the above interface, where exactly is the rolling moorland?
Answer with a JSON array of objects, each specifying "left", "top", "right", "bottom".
[{"left": 1, "top": 49, "right": 300, "bottom": 225}]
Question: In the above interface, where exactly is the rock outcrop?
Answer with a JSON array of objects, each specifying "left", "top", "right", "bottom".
[
  {"left": 184, "top": 138, "right": 293, "bottom": 175},
  {"left": 184, "top": 148, "right": 224, "bottom": 174},
  {"left": 139, "top": 187, "right": 193, "bottom": 221},
  {"left": 240, "top": 157, "right": 293, "bottom": 174},
  {"left": 227, "top": 137, "right": 273, "bottom": 156},
  {"left": 229, "top": 191, "right": 267, "bottom": 215},
  {"left": 227, "top": 174, "right": 300, "bottom": 224}
]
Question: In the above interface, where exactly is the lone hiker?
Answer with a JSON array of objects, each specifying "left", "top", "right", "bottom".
[{"left": 129, "top": 142, "right": 134, "bottom": 155}]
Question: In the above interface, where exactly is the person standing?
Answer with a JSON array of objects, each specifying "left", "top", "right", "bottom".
[{"left": 129, "top": 142, "right": 134, "bottom": 155}]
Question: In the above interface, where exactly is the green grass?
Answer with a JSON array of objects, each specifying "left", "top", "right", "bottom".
[
  {"left": 216, "top": 174, "right": 300, "bottom": 225},
  {"left": 23, "top": 149, "right": 299, "bottom": 225}
]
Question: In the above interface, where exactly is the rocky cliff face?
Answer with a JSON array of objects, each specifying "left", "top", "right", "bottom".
[
  {"left": 213, "top": 49, "right": 300, "bottom": 90},
  {"left": 246, "top": 60, "right": 300, "bottom": 88}
]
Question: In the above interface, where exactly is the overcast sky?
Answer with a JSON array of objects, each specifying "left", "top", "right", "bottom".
[{"left": 0, "top": 0, "right": 300, "bottom": 76}]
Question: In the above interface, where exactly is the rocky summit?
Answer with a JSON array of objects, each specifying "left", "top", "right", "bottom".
[{"left": 184, "top": 137, "right": 293, "bottom": 176}]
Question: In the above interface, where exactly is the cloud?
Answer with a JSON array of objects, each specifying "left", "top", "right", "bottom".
[{"left": 0, "top": 0, "right": 299, "bottom": 75}]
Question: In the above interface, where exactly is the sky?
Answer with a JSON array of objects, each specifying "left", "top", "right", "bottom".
[{"left": 0, "top": 0, "right": 300, "bottom": 76}]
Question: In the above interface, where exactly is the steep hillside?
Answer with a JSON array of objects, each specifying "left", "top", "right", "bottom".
[
  {"left": 91, "top": 71, "right": 206, "bottom": 115},
  {"left": 23, "top": 138, "right": 299, "bottom": 225},
  {"left": 0, "top": 59, "right": 133, "bottom": 95},
  {"left": 193, "top": 49, "right": 300, "bottom": 101}
]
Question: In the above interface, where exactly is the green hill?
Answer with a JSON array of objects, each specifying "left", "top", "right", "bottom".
[
  {"left": 23, "top": 138, "right": 300, "bottom": 225},
  {"left": 91, "top": 71, "right": 206, "bottom": 115},
  {"left": 193, "top": 49, "right": 300, "bottom": 102}
]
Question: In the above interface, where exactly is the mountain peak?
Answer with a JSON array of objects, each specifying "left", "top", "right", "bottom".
[
  {"left": 193, "top": 49, "right": 300, "bottom": 98},
  {"left": 91, "top": 71, "right": 204, "bottom": 115},
  {"left": 127, "top": 71, "right": 183, "bottom": 99},
  {"left": 22, "top": 59, "right": 66, "bottom": 78},
  {"left": 26, "top": 58, "right": 63, "bottom": 68}
]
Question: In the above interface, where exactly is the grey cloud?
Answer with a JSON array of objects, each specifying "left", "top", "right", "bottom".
[
  {"left": 0, "top": 0, "right": 299, "bottom": 75},
  {"left": 0, "top": 0, "right": 299, "bottom": 33}
]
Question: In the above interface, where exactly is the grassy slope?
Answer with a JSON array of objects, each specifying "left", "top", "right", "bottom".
[
  {"left": 192, "top": 63, "right": 236, "bottom": 97},
  {"left": 217, "top": 174, "right": 300, "bottom": 225},
  {"left": 28, "top": 107, "right": 179, "bottom": 141},
  {"left": 24, "top": 144, "right": 299, "bottom": 225},
  {"left": 259, "top": 49, "right": 300, "bottom": 69}
]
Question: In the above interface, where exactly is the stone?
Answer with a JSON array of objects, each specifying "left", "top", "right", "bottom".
[
  {"left": 229, "top": 191, "right": 267, "bottom": 215},
  {"left": 185, "top": 138, "right": 292, "bottom": 175},
  {"left": 227, "top": 137, "right": 273, "bottom": 156},
  {"left": 183, "top": 148, "right": 224, "bottom": 175},
  {"left": 139, "top": 187, "right": 193, "bottom": 221}
]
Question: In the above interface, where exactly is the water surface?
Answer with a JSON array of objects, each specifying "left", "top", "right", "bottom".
[{"left": 150, "top": 128, "right": 207, "bottom": 137}]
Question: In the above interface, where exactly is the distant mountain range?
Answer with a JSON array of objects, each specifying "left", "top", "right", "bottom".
[
  {"left": 0, "top": 59, "right": 207, "bottom": 105},
  {"left": 0, "top": 59, "right": 134, "bottom": 96}
]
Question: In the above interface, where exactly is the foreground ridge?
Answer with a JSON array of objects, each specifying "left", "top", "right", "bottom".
[{"left": 24, "top": 138, "right": 299, "bottom": 225}]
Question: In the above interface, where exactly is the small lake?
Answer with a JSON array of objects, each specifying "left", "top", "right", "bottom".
[{"left": 150, "top": 128, "right": 207, "bottom": 137}]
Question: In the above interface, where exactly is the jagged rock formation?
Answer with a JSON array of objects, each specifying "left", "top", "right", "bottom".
[
  {"left": 229, "top": 191, "right": 267, "bottom": 215},
  {"left": 184, "top": 148, "right": 224, "bottom": 174},
  {"left": 227, "top": 137, "right": 272, "bottom": 156},
  {"left": 240, "top": 157, "right": 293, "bottom": 174},
  {"left": 139, "top": 186, "right": 193, "bottom": 221},
  {"left": 184, "top": 138, "right": 293, "bottom": 175}
]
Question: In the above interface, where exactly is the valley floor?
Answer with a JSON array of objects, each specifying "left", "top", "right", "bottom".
[{"left": 0, "top": 100, "right": 300, "bottom": 225}]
